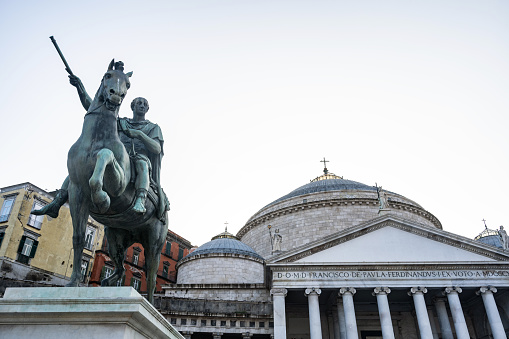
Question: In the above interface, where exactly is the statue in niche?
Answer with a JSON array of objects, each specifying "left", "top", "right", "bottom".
[
  {"left": 34, "top": 59, "right": 169, "bottom": 304},
  {"left": 499, "top": 226, "right": 508, "bottom": 250},
  {"left": 272, "top": 229, "right": 282, "bottom": 252}
]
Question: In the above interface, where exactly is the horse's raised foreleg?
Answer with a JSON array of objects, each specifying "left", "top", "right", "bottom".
[
  {"left": 89, "top": 148, "right": 125, "bottom": 213},
  {"left": 101, "top": 227, "right": 132, "bottom": 287},
  {"left": 67, "top": 182, "right": 89, "bottom": 287}
]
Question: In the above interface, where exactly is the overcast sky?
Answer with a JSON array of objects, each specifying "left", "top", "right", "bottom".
[{"left": 1, "top": 1, "right": 508, "bottom": 247}]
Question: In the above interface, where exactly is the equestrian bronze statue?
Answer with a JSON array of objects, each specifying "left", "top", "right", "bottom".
[{"left": 35, "top": 55, "right": 169, "bottom": 304}]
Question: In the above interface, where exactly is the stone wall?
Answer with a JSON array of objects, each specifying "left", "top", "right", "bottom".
[
  {"left": 165, "top": 284, "right": 270, "bottom": 301},
  {"left": 238, "top": 189, "right": 440, "bottom": 258},
  {"left": 177, "top": 255, "right": 265, "bottom": 284}
]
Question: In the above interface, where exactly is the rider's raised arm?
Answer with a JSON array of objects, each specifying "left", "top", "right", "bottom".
[{"left": 69, "top": 75, "right": 92, "bottom": 111}]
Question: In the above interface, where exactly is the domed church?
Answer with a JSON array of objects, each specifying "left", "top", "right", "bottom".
[{"left": 160, "top": 165, "right": 509, "bottom": 339}]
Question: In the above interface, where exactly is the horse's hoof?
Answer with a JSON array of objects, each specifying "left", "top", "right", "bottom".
[
  {"left": 93, "top": 191, "right": 110, "bottom": 214},
  {"left": 31, "top": 203, "right": 60, "bottom": 218}
]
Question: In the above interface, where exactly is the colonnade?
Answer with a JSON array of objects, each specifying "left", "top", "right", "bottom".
[{"left": 271, "top": 286, "right": 507, "bottom": 339}]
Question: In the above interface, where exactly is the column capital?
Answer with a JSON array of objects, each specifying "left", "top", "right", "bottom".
[
  {"left": 339, "top": 287, "right": 356, "bottom": 295},
  {"left": 477, "top": 286, "right": 498, "bottom": 295},
  {"left": 372, "top": 286, "right": 391, "bottom": 296},
  {"left": 304, "top": 287, "right": 322, "bottom": 296},
  {"left": 270, "top": 288, "right": 288, "bottom": 297},
  {"left": 444, "top": 286, "right": 463, "bottom": 295},
  {"left": 408, "top": 286, "right": 427, "bottom": 296}
]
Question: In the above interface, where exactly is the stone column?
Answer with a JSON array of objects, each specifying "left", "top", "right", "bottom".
[
  {"left": 332, "top": 305, "right": 340, "bottom": 339},
  {"left": 433, "top": 297, "right": 453, "bottom": 339},
  {"left": 427, "top": 306, "right": 439, "bottom": 339},
  {"left": 305, "top": 288, "right": 323, "bottom": 339},
  {"left": 372, "top": 287, "right": 395, "bottom": 339},
  {"left": 477, "top": 286, "right": 506, "bottom": 339},
  {"left": 271, "top": 288, "right": 288, "bottom": 339},
  {"left": 339, "top": 287, "right": 358, "bottom": 339},
  {"left": 212, "top": 333, "right": 222, "bottom": 339},
  {"left": 408, "top": 287, "right": 433, "bottom": 339},
  {"left": 443, "top": 287, "right": 470, "bottom": 339},
  {"left": 336, "top": 298, "right": 347, "bottom": 339}
]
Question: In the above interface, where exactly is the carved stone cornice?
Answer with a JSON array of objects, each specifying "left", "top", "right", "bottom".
[
  {"left": 373, "top": 287, "right": 391, "bottom": 296},
  {"left": 269, "top": 263, "right": 509, "bottom": 271},
  {"left": 339, "top": 287, "right": 356, "bottom": 295},
  {"left": 444, "top": 286, "right": 463, "bottom": 294},
  {"left": 236, "top": 196, "right": 442, "bottom": 239},
  {"left": 408, "top": 286, "right": 427, "bottom": 296},
  {"left": 270, "top": 288, "right": 288, "bottom": 297},
  {"left": 477, "top": 286, "right": 498, "bottom": 295},
  {"left": 304, "top": 287, "right": 321, "bottom": 296}
]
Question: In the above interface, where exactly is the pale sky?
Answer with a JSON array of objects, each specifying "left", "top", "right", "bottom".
[{"left": 1, "top": 1, "right": 508, "bottom": 247}]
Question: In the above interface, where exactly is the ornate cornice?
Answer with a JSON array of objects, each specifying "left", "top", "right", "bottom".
[
  {"left": 237, "top": 197, "right": 442, "bottom": 239},
  {"left": 269, "top": 262, "right": 509, "bottom": 271},
  {"left": 177, "top": 252, "right": 264, "bottom": 269}
]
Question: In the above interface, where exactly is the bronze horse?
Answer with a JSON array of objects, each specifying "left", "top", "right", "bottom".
[{"left": 66, "top": 60, "right": 167, "bottom": 303}]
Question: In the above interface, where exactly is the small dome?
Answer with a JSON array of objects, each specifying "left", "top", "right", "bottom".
[
  {"left": 183, "top": 231, "right": 263, "bottom": 260},
  {"left": 475, "top": 227, "right": 503, "bottom": 249},
  {"left": 177, "top": 229, "right": 265, "bottom": 284}
]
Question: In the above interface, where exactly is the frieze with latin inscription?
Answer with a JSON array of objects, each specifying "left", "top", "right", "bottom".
[{"left": 274, "top": 270, "right": 509, "bottom": 281}]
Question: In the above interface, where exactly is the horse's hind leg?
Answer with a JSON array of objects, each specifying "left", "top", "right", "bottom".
[
  {"left": 101, "top": 227, "right": 132, "bottom": 286},
  {"left": 89, "top": 149, "right": 124, "bottom": 213},
  {"left": 141, "top": 221, "right": 166, "bottom": 304},
  {"left": 67, "top": 182, "right": 89, "bottom": 287}
]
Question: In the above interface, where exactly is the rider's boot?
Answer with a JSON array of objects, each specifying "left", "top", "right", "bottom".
[
  {"left": 31, "top": 189, "right": 68, "bottom": 218},
  {"left": 133, "top": 188, "right": 147, "bottom": 214}
]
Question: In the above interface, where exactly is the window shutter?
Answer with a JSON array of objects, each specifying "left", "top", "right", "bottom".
[
  {"left": 29, "top": 240, "right": 39, "bottom": 258},
  {"left": 100, "top": 266, "right": 106, "bottom": 280},
  {"left": 0, "top": 233, "right": 4, "bottom": 248},
  {"left": 130, "top": 277, "right": 134, "bottom": 287},
  {"left": 121, "top": 274, "right": 126, "bottom": 286},
  {"left": 17, "top": 236, "right": 26, "bottom": 253}
]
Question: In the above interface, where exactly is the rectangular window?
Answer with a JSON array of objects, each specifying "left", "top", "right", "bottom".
[
  {"left": 178, "top": 248, "right": 184, "bottom": 260},
  {"left": 27, "top": 200, "right": 45, "bottom": 229},
  {"left": 162, "top": 265, "right": 169, "bottom": 278},
  {"left": 165, "top": 241, "right": 171, "bottom": 256},
  {"left": 170, "top": 318, "right": 177, "bottom": 325},
  {"left": 105, "top": 267, "right": 113, "bottom": 278},
  {"left": 230, "top": 320, "right": 236, "bottom": 327},
  {"left": 250, "top": 321, "right": 255, "bottom": 327},
  {"left": 17, "top": 236, "right": 38, "bottom": 264},
  {"left": 240, "top": 321, "right": 245, "bottom": 327},
  {"left": 259, "top": 321, "right": 265, "bottom": 328},
  {"left": 211, "top": 320, "right": 216, "bottom": 326},
  {"left": 131, "top": 277, "right": 141, "bottom": 291},
  {"left": 133, "top": 252, "right": 139, "bottom": 265},
  {"left": 220, "top": 320, "right": 226, "bottom": 326},
  {"left": 0, "top": 197, "right": 15, "bottom": 223},
  {"left": 181, "top": 319, "right": 187, "bottom": 325},
  {"left": 81, "top": 260, "right": 89, "bottom": 282},
  {"left": 191, "top": 319, "right": 197, "bottom": 325},
  {"left": 22, "top": 238, "right": 34, "bottom": 256},
  {"left": 201, "top": 320, "right": 206, "bottom": 326},
  {"left": 84, "top": 226, "right": 96, "bottom": 250}
]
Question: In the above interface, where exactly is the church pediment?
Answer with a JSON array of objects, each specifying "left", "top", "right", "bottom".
[{"left": 268, "top": 215, "right": 509, "bottom": 264}]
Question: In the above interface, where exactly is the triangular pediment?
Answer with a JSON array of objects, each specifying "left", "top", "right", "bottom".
[{"left": 268, "top": 215, "right": 509, "bottom": 264}]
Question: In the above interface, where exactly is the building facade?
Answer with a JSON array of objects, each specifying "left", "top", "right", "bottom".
[
  {"left": 89, "top": 229, "right": 193, "bottom": 293},
  {"left": 0, "top": 183, "right": 104, "bottom": 294},
  {"left": 159, "top": 169, "right": 509, "bottom": 339}
]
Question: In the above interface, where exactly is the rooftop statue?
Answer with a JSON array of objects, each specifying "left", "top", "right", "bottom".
[{"left": 35, "top": 44, "right": 169, "bottom": 304}]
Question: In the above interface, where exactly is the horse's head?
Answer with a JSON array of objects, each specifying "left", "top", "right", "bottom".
[{"left": 100, "top": 59, "right": 133, "bottom": 111}]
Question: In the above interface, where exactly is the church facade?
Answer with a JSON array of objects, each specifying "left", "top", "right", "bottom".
[{"left": 159, "top": 169, "right": 509, "bottom": 339}]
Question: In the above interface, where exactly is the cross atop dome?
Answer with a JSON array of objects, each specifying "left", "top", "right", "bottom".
[{"left": 310, "top": 158, "right": 343, "bottom": 182}]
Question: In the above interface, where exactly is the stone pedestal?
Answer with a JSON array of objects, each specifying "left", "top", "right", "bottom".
[{"left": 0, "top": 287, "right": 183, "bottom": 339}]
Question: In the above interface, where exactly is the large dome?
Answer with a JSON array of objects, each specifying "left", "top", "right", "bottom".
[
  {"left": 237, "top": 169, "right": 441, "bottom": 258},
  {"left": 177, "top": 230, "right": 265, "bottom": 284}
]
